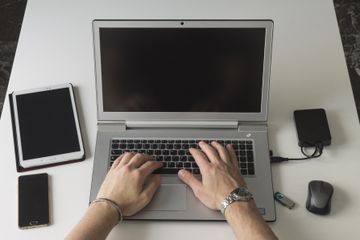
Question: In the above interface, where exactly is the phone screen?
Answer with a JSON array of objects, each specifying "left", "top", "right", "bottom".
[{"left": 18, "top": 173, "right": 49, "bottom": 228}]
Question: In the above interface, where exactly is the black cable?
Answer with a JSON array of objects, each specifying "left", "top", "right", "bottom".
[{"left": 270, "top": 142, "right": 324, "bottom": 163}]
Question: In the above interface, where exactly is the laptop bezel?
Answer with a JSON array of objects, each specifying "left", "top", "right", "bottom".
[{"left": 92, "top": 20, "right": 273, "bottom": 122}]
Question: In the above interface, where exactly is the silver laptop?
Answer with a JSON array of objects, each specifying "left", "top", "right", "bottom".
[{"left": 90, "top": 20, "right": 276, "bottom": 221}]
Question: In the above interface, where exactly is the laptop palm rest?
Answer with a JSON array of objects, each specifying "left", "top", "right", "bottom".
[{"left": 144, "top": 184, "right": 187, "bottom": 211}]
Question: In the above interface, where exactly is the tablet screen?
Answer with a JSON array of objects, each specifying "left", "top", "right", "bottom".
[{"left": 15, "top": 88, "right": 80, "bottom": 160}]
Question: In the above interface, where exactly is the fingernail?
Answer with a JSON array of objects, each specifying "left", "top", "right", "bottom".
[{"left": 178, "top": 169, "right": 185, "bottom": 176}]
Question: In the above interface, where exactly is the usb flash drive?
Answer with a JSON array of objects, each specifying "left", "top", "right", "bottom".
[{"left": 274, "top": 192, "right": 295, "bottom": 209}]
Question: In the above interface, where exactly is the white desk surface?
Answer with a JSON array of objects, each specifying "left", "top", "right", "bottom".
[{"left": 1, "top": 0, "right": 360, "bottom": 239}]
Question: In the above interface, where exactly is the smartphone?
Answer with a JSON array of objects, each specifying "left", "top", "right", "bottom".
[{"left": 18, "top": 173, "right": 49, "bottom": 229}]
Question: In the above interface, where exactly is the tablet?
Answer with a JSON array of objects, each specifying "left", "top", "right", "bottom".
[{"left": 12, "top": 83, "right": 85, "bottom": 168}]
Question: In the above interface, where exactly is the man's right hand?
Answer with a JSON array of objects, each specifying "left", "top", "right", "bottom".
[{"left": 178, "top": 141, "right": 247, "bottom": 210}]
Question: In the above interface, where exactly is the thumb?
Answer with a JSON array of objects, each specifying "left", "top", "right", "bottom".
[{"left": 178, "top": 169, "right": 203, "bottom": 197}]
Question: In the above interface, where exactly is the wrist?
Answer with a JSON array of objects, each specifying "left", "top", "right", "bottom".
[
  {"left": 224, "top": 200, "right": 258, "bottom": 221},
  {"left": 90, "top": 201, "right": 119, "bottom": 227}
]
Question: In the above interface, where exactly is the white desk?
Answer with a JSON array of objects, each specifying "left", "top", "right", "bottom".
[{"left": 1, "top": 0, "right": 360, "bottom": 239}]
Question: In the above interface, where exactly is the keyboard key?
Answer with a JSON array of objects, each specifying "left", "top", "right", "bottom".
[
  {"left": 163, "top": 150, "right": 170, "bottom": 155},
  {"left": 168, "top": 162, "right": 175, "bottom": 168},
  {"left": 184, "top": 162, "right": 191, "bottom": 168},
  {"left": 246, "top": 145, "right": 253, "bottom": 150},
  {"left": 192, "top": 162, "right": 199, "bottom": 168},
  {"left": 241, "top": 169, "right": 248, "bottom": 175},
  {"left": 175, "top": 162, "right": 183, "bottom": 168},
  {"left": 182, "top": 144, "right": 189, "bottom": 149},
  {"left": 164, "top": 156, "right": 171, "bottom": 162},
  {"left": 111, "top": 156, "right": 118, "bottom": 161},
  {"left": 112, "top": 139, "right": 120, "bottom": 144},
  {"left": 248, "top": 169, "right": 255, "bottom": 175},
  {"left": 112, "top": 143, "right": 119, "bottom": 149},
  {"left": 248, "top": 163, "right": 255, "bottom": 169},
  {"left": 154, "top": 168, "right": 179, "bottom": 174},
  {"left": 172, "top": 156, "right": 180, "bottom": 161},
  {"left": 111, "top": 150, "right": 122, "bottom": 155}
]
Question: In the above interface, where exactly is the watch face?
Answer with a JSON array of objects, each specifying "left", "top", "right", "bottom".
[{"left": 232, "top": 187, "right": 252, "bottom": 199}]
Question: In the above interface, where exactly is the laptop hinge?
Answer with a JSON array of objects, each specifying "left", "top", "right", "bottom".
[
  {"left": 98, "top": 120, "right": 126, "bottom": 131},
  {"left": 125, "top": 121, "right": 239, "bottom": 129}
]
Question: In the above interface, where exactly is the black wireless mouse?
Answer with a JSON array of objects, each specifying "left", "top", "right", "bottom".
[{"left": 306, "top": 180, "right": 334, "bottom": 215}]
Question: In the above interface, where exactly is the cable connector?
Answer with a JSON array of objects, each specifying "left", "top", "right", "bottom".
[{"left": 270, "top": 156, "right": 289, "bottom": 163}]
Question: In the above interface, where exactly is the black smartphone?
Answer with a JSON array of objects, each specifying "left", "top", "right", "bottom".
[{"left": 18, "top": 173, "right": 49, "bottom": 229}]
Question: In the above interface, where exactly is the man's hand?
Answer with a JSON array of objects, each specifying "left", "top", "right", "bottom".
[
  {"left": 96, "top": 153, "right": 162, "bottom": 216},
  {"left": 178, "top": 141, "right": 246, "bottom": 210}
]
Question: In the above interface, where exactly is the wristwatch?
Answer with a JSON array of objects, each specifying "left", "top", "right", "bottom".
[{"left": 219, "top": 187, "right": 253, "bottom": 215}]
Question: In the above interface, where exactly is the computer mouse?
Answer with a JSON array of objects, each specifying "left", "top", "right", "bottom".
[{"left": 306, "top": 180, "right": 334, "bottom": 215}]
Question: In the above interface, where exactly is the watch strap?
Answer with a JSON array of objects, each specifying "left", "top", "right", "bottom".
[{"left": 219, "top": 187, "right": 253, "bottom": 215}]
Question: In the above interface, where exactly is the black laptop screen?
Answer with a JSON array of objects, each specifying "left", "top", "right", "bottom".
[{"left": 100, "top": 27, "right": 265, "bottom": 112}]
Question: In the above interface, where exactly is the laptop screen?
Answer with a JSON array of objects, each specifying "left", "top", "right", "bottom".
[{"left": 99, "top": 27, "right": 265, "bottom": 113}]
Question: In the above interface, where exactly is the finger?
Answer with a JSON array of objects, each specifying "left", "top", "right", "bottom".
[
  {"left": 111, "top": 154, "right": 123, "bottom": 169},
  {"left": 189, "top": 148, "right": 210, "bottom": 171},
  {"left": 118, "top": 152, "right": 135, "bottom": 167},
  {"left": 226, "top": 144, "right": 239, "bottom": 167},
  {"left": 198, "top": 141, "right": 221, "bottom": 164},
  {"left": 178, "top": 169, "right": 203, "bottom": 198},
  {"left": 128, "top": 153, "right": 150, "bottom": 168},
  {"left": 211, "top": 141, "right": 231, "bottom": 163},
  {"left": 138, "top": 160, "right": 163, "bottom": 176},
  {"left": 141, "top": 175, "right": 161, "bottom": 204}
]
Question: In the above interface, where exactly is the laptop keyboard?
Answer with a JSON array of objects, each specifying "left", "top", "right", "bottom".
[{"left": 110, "top": 139, "right": 255, "bottom": 176}]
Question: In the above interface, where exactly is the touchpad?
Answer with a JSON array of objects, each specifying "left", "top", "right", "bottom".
[{"left": 145, "top": 184, "right": 187, "bottom": 211}]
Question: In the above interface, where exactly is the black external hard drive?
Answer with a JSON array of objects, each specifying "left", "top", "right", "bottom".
[{"left": 294, "top": 109, "right": 331, "bottom": 147}]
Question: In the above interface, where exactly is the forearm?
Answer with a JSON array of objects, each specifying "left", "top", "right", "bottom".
[
  {"left": 66, "top": 202, "right": 118, "bottom": 240},
  {"left": 225, "top": 201, "right": 277, "bottom": 240}
]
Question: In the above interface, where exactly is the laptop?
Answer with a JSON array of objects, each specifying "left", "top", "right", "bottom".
[{"left": 90, "top": 20, "right": 276, "bottom": 221}]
